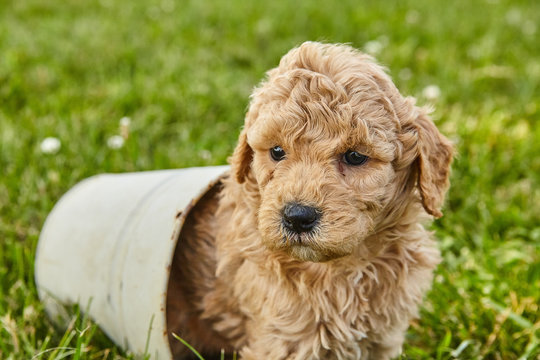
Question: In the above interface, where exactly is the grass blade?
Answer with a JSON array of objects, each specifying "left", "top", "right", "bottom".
[{"left": 171, "top": 333, "right": 205, "bottom": 360}]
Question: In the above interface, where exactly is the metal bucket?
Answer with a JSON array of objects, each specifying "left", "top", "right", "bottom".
[{"left": 35, "top": 166, "right": 230, "bottom": 359}]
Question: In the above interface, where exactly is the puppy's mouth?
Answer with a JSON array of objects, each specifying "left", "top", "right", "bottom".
[
  {"left": 278, "top": 219, "right": 335, "bottom": 261},
  {"left": 279, "top": 227, "right": 341, "bottom": 262},
  {"left": 280, "top": 225, "right": 319, "bottom": 246}
]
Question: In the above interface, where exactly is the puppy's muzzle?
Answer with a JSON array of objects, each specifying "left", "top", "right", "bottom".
[{"left": 282, "top": 203, "right": 321, "bottom": 234}]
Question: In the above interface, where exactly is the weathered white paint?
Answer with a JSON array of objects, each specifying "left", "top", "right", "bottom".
[{"left": 35, "top": 166, "right": 229, "bottom": 359}]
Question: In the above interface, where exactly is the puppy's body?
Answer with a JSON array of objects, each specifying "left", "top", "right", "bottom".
[{"left": 169, "top": 42, "right": 452, "bottom": 360}]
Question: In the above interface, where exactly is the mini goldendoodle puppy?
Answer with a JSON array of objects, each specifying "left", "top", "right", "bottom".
[{"left": 167, "top": 41, "right": 453, "bottom": 360}]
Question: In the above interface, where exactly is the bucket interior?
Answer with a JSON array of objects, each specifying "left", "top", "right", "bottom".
[{"left": 166, "top": 178, "right": 233, "bottom": 359}]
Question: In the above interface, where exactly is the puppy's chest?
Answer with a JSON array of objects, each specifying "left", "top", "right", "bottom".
[{"left": 235, "top": 260, "right": 393, "bottom": 337}]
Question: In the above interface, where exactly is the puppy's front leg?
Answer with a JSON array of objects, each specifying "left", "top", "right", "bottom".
[
  {"left": 239, "top": 338, "right": 298, "bottom": 360},
  {"left": 367, "top": 327, "right": 405, "bottom": 360},
  {"left": 235, "top": 319, "right": 312, "bottom": 360}
]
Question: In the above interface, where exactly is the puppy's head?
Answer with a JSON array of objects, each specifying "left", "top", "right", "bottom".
[{"left": 231, "top": 42, "right": 453, "bottom": 262}]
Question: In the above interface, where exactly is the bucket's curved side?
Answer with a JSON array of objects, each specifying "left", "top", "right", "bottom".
[
  {"left": 116, "top": 166, "right": 229, "bottom": 357},
  {"left": 35, "top": 166, "right": 229, "bottom": 359}
]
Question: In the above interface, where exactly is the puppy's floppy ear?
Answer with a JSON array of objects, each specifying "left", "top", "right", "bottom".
[
  {"left": 413, "top": 111, "right": 454, "bottom": 218},
  {"left": 231, "top": 86, "right": 264, "bottom": 184},
  {"left": 230, "top": 128, "right": 253, "bottom": 183}
]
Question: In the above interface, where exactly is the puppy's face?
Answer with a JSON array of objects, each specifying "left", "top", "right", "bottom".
[
  {"left": 247, "top": 80, "right": 399, "bottom": 262},
  {"left": 231, "top": 42, "right": 453, "bottom": 262}
]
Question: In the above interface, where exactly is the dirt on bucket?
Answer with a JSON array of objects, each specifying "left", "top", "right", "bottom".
[{"left": 166, "top": 178, "right": 234, "bottom": 359}]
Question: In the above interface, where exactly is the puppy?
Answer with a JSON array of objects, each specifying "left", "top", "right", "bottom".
[{"left": 167, "top": 41, "right": 453, "bottom": 360}]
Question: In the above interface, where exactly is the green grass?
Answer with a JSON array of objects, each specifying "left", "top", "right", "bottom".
[{"left": 0, "top": 0, "right": 538, "bottom": 358}]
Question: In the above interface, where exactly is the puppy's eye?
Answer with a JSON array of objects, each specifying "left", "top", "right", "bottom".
[
  {"left": 270, "top": 146, "right": 286, "bottom": 161},
  {"left": 343, "top": 150, "right": 369, "bottom": 166}
]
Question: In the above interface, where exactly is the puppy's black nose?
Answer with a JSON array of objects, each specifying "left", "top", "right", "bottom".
[{"left": 282, "top": 203, "right": 321, "bottom": 233}]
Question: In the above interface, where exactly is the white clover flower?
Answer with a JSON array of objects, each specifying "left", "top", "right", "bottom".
[
  {"left": 23, "top": 305, "right": 36, "bottom": 321},
  {"left": 364, "top": 40, "right": 384, "bottom": 55},
  {"left": 405, "top": 10, "right": 420, "bottom": 24},
  {"left": 119, "top": 116, "right": 131, "bottom": 127},
  {"left": 422, "top": 85, "right": 441, "bottom": 100},
  {"left": 399, "top": 68, "right": 412, "bottom": 81},
  {"left": 505, "top": 8, "right": 521, "bottom": 25},
  {"left": 40, "top": 137, "right": 61, "bottom": 154},
  {"left": 199, "top": 149, "right": 212, "bottom": 161},
  {"left": 107, "top": 135, "right": 125, "bottom": 149}
]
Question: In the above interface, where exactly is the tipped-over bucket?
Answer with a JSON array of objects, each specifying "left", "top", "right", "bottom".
[{"left": 35, "top": 166, "right": 229, "bottom": 359}]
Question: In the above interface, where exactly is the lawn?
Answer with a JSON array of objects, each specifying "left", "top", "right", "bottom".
[{"left": 0, "top": 0, "right": 538, "bottom": 359}]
